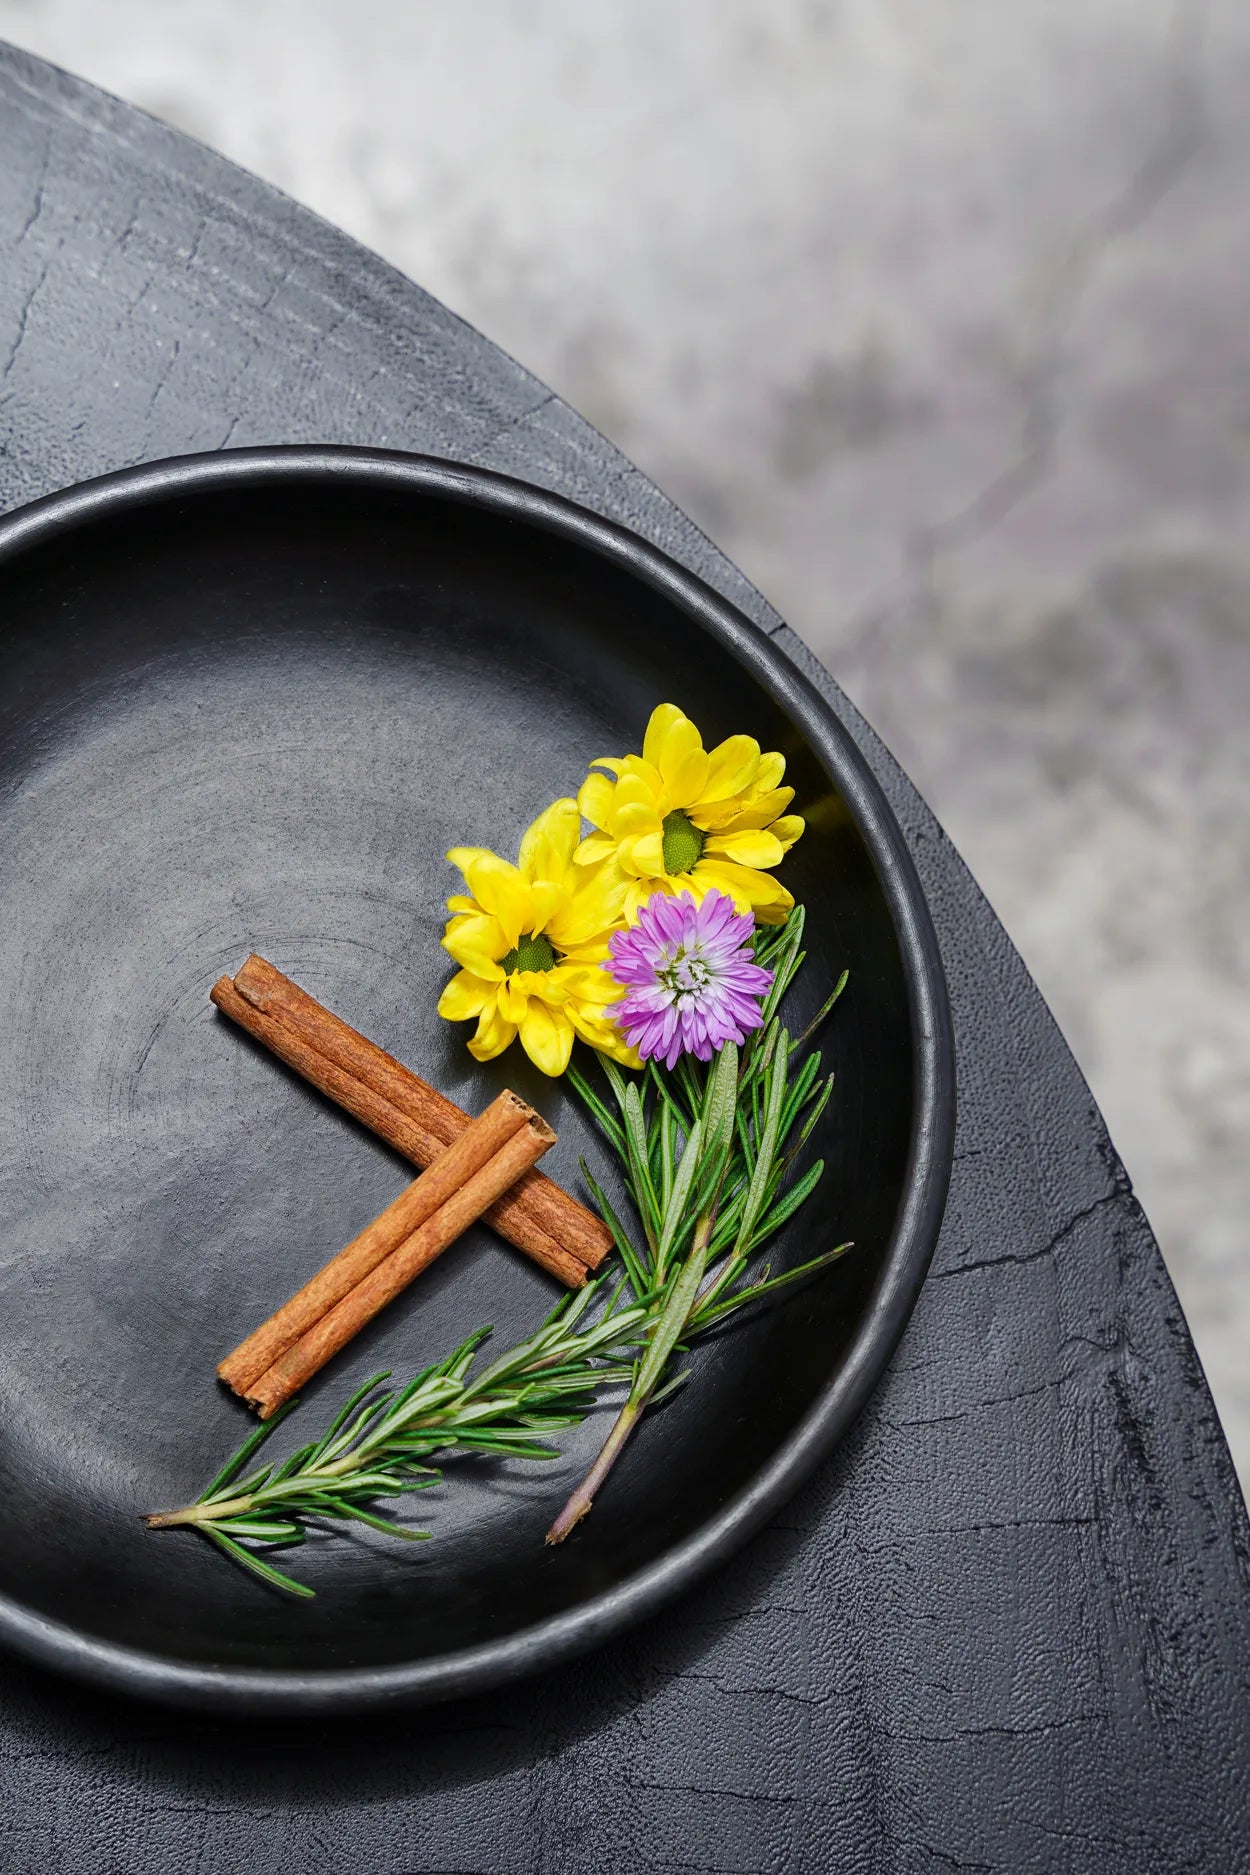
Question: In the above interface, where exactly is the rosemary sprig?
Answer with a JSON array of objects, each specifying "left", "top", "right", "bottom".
[
  {"left": 146, "top": 1282, "right": 648, "bottom": 1596},
  {"left": 548, "top": 905, "right": 850, "bottom": 1542}
]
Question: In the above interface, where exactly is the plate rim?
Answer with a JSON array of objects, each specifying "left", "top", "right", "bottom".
[{"left": 0, "top": 445, "right": 955, "bottom": 1712}]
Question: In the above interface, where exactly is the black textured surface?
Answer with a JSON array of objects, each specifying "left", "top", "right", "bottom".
[
  {"left": 0, "top": 449, "right": 951, "bottom": 1707},
  {"left": 0, "top": 40, "right": 1247, "bottom": 1875}
]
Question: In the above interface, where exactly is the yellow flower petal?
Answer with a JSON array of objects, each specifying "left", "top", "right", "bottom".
[
  {"left": 528, "top": 880, "right": 565, "bottom": 928},
  {"left": 601, "top": 1031, "right": 644, "bottom": 1070},
  {"left": 612, "top": 798, "right": 656, "bottom": 836},
  {"left": 442, "top": 914, "right": 506, "bottom": 979},
  {"left": 461, "top": 854, "right": 530, "bottom": 947},
  {"left": 663, "top": 747, "right": 710, "bottom": 808},
  {"left": 574, "top": 831, "right": 616, "bottom": 867},
  {"left": 497, "top": 977, "right": 529, "bottom": 1024},
  {"left": 698, "top": 858, "right": 794, "bottom": 922},
  {"left": 702, "top": 734, "right": 760, "bottom": 802},
  {"left": 704, "top": 828, "right": 786, "bottom": 868},
  {"left": 612, "top": 771, "right": 659, "bottom": 818},
  {"left": 446, "top": 844, "right": 495, "bottom": 880},
  {"left": 518, "top": 1000, "right": 574, "bottom": 1077},
  {"left": 623, "top": 877, "right": 658, "bottom": 920},
  {"left": 446, "top": 946, "right": 507, "bottom": 981},
  {"left": 514, "top": 967, "right": 568, "bottom": 1004},
  {"left": 551, "top": 866, "right": 627, "bottom": 945},
  {"left": 577, "top": 771, "right": 617, "bottom": 830},
  {"left": 571, "top": 1007, "right": 641, "bottom": 1067},
  {"left": 770, "top": 814, "right": 804, "bottom": 853},
  {"left": 653, "top": 715, "right": 704, "bottom": 796},
  {"left": 660, "top": 870, "right": 718, "bottom": 909},
  {"left": 627, "top": 829, "right": 665, "bottom": 877},
  {"left": 437, "top": 970, "right": 495, "bottom": 1021},
  {"left": 518, "top": 797, "right": 580, "bottom": 882},
  {"left": 755, "top": 752, "right": 787, "bottom": 793},
  {"left": 446, "top": 894, "right": 478, "bottom": 915},
  {"left": 468, "top": 1001, "right": 517, "bottom": 1061},
  {"left": 642, "top": 703, "right": 689, "bottom": 770},
  {"left": 715, "top": 787, "right": 795, "bottom": 831},
  {"left": 560, "top": 963, "right": 622, "bottom": 1005}
]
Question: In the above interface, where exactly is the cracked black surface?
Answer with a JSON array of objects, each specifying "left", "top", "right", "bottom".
[{"left": 0, "top": 39, "right": 1248, "bottom": 1875}]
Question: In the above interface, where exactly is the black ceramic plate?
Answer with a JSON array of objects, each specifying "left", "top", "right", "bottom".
[{"left": 0, "top": 448, "right": 953, "bottom": 1713}]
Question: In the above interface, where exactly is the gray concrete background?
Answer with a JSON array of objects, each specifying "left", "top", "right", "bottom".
[{"left": 2, "top": 0, "right": 1246, "bottom": 1481}]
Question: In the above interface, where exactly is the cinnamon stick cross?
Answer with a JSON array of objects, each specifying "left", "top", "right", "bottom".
[
  {"left": 210, "top": 955, "right": 612, "bottom": 1287},
  {"left": 210, "top": 955, "right": 618, "bottom": 1412}
]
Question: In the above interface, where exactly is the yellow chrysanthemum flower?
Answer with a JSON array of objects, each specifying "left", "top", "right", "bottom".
[
  {"left": 437, "top": 798, "right": 640, "bottom": 1077},
  {"left": 575, "top": 703, "right": 804, "bottom": 925}
]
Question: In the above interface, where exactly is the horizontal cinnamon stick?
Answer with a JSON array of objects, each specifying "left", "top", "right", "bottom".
[
  {"left": 210, "top": 974, "right": 590, "bottom": 1289},
  {"left": 217, "top": 1089, "right": 543, "bottom": 1397},
  {"left": 232, "top": 955, "right": 613, "bottom": 1271},
  {"left": 245, "top": 1116, "right": 554, "bottom": 1417}
]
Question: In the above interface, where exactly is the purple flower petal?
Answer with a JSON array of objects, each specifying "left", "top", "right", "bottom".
[{"left": 604, "top": 889, "right": 774, "bottom": 1067}]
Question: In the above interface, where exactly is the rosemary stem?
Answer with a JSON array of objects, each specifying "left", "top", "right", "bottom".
[
  {"left": 145, "top": 1491, "right": 255, "bottom": 1529},
  {"left": 545, "top": 1208, "right": 718, "bottom": 1545},
  {"left": 544, "top": 1396, "right": 643, "bottom": 1545}
]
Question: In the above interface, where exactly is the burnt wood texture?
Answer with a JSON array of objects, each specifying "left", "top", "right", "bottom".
[{"left": 0, "top": 42, "right": 1247, "bottom": 1875}]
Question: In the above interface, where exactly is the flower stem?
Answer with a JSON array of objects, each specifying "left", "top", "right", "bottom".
[{"left": 544, "top": 1396, "right": 644, "bottom": 1545}]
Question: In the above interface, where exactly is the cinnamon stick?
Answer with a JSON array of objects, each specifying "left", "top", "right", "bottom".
[
  {"left": 232, "top": 955, "right": 613, "bottom": 1271},
  {"left": 210, "top": 974, "right": 591, "bottom": 1289},
  {"left": 245, "top": 1117, "right": 555, "bottom": 1417},
  {"left": 217, "top": 1089, "right": 543, "bottom": 1396}
]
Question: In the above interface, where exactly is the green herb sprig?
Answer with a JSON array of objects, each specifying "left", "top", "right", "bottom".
[
  {"left": 548, "top": 905, "right": 849, "bottom": 1541},
  {"left": 146, "top": 1282, "right": 647, "bottom": 1596}
]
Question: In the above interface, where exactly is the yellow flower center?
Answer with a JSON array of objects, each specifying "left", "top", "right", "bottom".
[
  {"left": 661, "top": 809, "right": 706, "bottom": 876},
  {"left": 501, "top": 931, "right": 558, "bottom": 975}
]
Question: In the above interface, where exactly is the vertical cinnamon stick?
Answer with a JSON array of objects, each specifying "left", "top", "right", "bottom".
[
  {"left": 217, "top": 1090, "right": 543, "bottom": 1396},
  {"left": 244, "top": 1117, "right": 555, "bottom": 1417}
]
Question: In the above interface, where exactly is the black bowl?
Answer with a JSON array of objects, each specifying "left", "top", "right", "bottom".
[{"left": 0, "top": 447, "right": 953, "bottom": 1712}]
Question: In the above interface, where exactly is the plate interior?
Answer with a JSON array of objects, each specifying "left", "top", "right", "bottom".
[{"left": 0, "top": 476, "right": 915, "bottom": 1676}]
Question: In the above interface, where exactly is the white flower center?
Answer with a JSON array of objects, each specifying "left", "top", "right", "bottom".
[{"left": 658, "top": 940, "right": 713, "bottom": 1002}]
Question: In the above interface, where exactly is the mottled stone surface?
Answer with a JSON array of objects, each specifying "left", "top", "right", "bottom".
[{"left": 1, "top": 0, "right": 1246, "bottom": 1476}]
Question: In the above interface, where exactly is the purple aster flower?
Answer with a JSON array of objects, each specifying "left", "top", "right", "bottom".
[{"left": 607, "top": 889, "right": 774, "bottom": 1069}]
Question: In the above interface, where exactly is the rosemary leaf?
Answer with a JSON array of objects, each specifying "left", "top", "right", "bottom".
[{"left": 204, "top": 1528, "right": 315, "bottom": 1598}]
